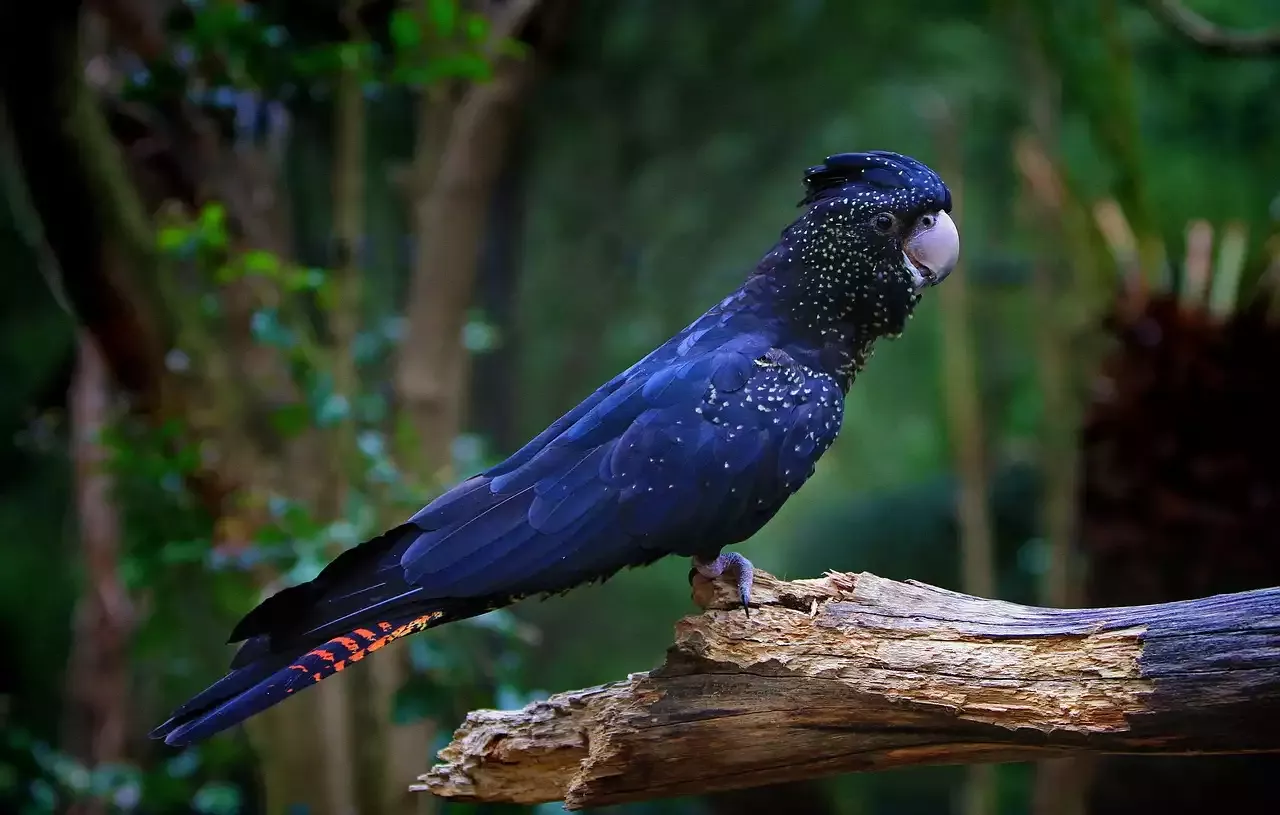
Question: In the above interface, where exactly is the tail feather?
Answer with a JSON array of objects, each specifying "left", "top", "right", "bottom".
[{"left": 151, "top": 609, "right": 451, "bottom": 746}]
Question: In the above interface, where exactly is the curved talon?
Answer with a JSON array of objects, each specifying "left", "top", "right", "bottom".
[{"left": 693, "top": 552, "right": 755, "bottom": 617}]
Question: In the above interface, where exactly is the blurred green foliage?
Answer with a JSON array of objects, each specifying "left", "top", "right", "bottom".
[
  {"left": 3, "top": 0, "right": 1280, "bottom": 813},
  {"left": 3, "top": 1, "right": 537, "bottom": 812}
]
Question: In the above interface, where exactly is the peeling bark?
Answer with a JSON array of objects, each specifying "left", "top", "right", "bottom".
[{"left": 417, "top": 569, "right": 1280, "bottom": 810}]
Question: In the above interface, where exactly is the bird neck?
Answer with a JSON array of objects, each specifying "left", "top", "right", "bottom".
[{"left": 746, "top": 251, "right": 920, "bottom": 391}]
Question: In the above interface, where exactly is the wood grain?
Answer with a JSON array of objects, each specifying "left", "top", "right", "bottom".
[{"left": 414, "top": 569, "right": 1280, "bottom": 810}]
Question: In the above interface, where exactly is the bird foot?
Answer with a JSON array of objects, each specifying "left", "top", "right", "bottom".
[{"left": 691, "top": 552, "right": 754, "bottom": 617}]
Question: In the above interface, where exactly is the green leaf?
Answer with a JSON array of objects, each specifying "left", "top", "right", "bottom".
[
  {"left": 160, "top": 539, "right": 210, "bottom": 565},
  {"left": 314, "top": 393, "right": 351, "bottom": 426},
  {"left": 498, "top": 37, "right": 532, "bottom": 60},
  {"left": 197, "top": 203, "right": 228, "bottom": 248},
  {"left": 426, "top": 0, "right": 459, "bottom": 36},
  {"left": 284, "top": 266, "right": 327, "bottom": 292},
  {"left": 339, "top": 42, "right": 361, "bottom": 70},
  {"left": 249, "top": 308, "right": 294, "bottom": 348},
  {"left": 464, "top": 12, "right": 490, "bottom": 42},
  {"left": 390, "top": 64, "right": 432, "bottom": 86},
  {"left": 462, "top": 314, "right": 501, "bottom": 352},
  {"left": 423, "top": 54, "right": 493, "bottom": 84},
  {"left": 269, "top": 403, "right": 311, "bottom": 438},
  {"left": 390, "top": 10, "right": 422, "bottom": 50},
  {"left": 292, "top": 44, "right": 345, "bottom": 78},
  {"left": 157, "top": 226, "right": 190, "bottom": 254},
  {"left": 171, "top": 440, "right": 201, "bottom": 474},
  {"left": 241, "top": 249, "right": 281, "bottom": 276}
]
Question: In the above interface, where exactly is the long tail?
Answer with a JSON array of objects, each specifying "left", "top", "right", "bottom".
[{"left": 150, "top": 608, "right": 456, "bottom": 746}]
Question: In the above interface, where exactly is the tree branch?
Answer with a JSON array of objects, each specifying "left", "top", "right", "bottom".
[
  {"left": 394, "top": 0, "right": 564, "bottom": 474},
  {"left": 416, "top": 569, "right": 1280, "bottom": 810},
  {"left": 1148, "top": 0, "right": 1280, "bottom": 57}
]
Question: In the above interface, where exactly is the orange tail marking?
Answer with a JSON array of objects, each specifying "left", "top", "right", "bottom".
[
  {"left": 333, "top": 636, "right": 362, "bottom": 653},
  {"left": 286, "top": 612, "right": 444, "bottom": 685}
]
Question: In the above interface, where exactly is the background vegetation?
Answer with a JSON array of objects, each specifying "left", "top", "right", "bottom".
[{"left": 2, "top": 0, "right": 1278, "bottom": 813}]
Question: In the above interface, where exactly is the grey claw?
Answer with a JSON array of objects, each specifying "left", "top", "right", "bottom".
[{"left": 693, "top": 552, "right": 755, "bottom": 617}]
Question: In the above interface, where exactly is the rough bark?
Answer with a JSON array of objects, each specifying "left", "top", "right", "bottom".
[{"left": 417, "top": 568, "right": 1280, "bottom": 811}]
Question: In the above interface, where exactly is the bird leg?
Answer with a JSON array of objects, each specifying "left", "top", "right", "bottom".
[{"left": 691, "top": 552, "right": 754, "bottom": 616}]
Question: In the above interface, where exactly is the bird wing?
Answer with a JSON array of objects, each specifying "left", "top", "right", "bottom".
[
  {"left": 225, "top": 309, "right": 847, "bottom": 650},
  {"left": 152, "top": 324, "right": 845, "bottom": 746},
  {"left": 400, "top": 335, "right": 846, "bottom": 598},
  {"left": 397, "top": 330, "right": 775, "bottom": 594},
  {"left": 219, "top": 310, "right": 766, "bottom": 648}
]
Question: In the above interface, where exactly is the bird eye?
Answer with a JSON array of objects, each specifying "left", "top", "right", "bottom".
[{"left": 873, "top": 213, "right": 896, "bottom": 234}]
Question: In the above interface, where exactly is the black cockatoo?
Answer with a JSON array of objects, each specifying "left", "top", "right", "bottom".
[{"left": 152, "top": 150, "right": 958, "bottom": 745}]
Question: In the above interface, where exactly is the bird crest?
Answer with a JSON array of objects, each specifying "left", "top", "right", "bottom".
[{"left": 800, "top": 151, "right": 952, "bottom": 209}]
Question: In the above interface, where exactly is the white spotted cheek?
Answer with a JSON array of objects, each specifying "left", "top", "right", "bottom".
[{"left": 762, "top": 188, "right": 937, "bottom": 389}]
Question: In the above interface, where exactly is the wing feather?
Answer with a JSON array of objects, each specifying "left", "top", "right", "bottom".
[
  {"left": 392, "top": 336, "right": 842, "bottom": 604},
  {"left": 401, "top": 486, "right": 535, "bottom": 582}
]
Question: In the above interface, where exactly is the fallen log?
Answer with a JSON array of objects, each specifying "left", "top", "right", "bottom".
[{"left": 414, "top": 569, "right": 1280, "bottom": 810}]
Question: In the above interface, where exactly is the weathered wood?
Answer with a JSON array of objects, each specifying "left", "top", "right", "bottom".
[{"left": 414, "top": 569, "right": 1280, "bottom": 810}]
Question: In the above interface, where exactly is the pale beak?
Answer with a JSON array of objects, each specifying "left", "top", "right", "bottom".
[{"left": 903, "top": 209, "right": 960, "bottom": 289}]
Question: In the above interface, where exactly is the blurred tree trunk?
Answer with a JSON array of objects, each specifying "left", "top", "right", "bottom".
[
  {"left": 328, "top": 17, "right": 385, "bottom": 815},
  {"left": 63, "top": 333, "right": 133, "bottom": 815},
  {"left": 10, "top": 3, "right": 559, "bottom": 814},
  {"left": 3, "top": 4, "right": 355, "bottom": 813},
  {"left": 394, "top": 0, "right": 572, "bottom": 469},
  {"left": 389, "top": 4, "right": 573, "bottom": 813},
  {"left": 929, "top": 103, "right": 997, "bottom": 815},
  {"left": 223, "top": 115, "right": 359, "bottom": 815},
  {"left": 396, "top": 56, "right": 538, "bottom": 475}
]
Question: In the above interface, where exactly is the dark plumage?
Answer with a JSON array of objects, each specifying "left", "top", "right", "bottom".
[{"left": 151, "top": 150, "right": 957, "bottom": 745}]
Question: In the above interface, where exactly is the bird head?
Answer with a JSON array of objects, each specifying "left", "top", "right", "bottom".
[{"left": 778, "top": 150, "right": 958, "bottom": 339}]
